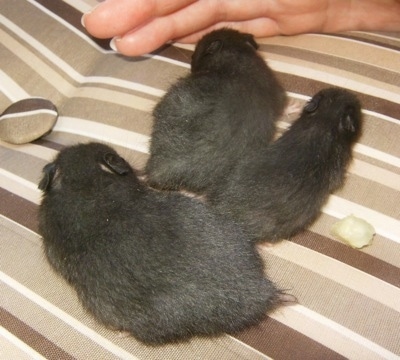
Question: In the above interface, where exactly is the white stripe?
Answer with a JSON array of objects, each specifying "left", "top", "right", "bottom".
[
  {"left": 323, "top": 195, "right": 400, "bottom": 243},
  {"left": 0, "top": 70, "right": 30, "bottom": 101},
  {"left": 354, "top": 143, "right": 400, "bottom": 169},
  {"left": 24, "top": 0, "right": 191, "bottom": 69},
  {"left": 26, "top": 0, "right": 110, "bottom": 54},
  {"left": 226, "top": 336, "right": 273, "bottom": 360},
  {"left": 363, "top": 109, "right": 400, "bottom": 125},
  {"left": 348, "top": 158, "right": 400, "bottom": 192},
  {"left": 263, "top": 241, "right": 400, "bottom": 312},
  {"left": 0, "top": 326, "right": 47, "bottom": 360},
  {"left": 270, "top": 305, "right": 399, "bottom": 360},
  {"left": 351, "top": 30, "right": 400, "bottom": 42},
  {"left": 53, "top": 116, "right": 150, "bottom": 153},
  {"left": 0, "top": 141, "right": 57, "bottom": 161},
  {"left": 62, "top": 0, "right": 92, "bottom": 13},
  {"left": 144, "top": 53, "right": 191, "bottom": 69},
  {"left": 268, "top": 59, "right": 400, "bottom": 104},
  {"left": 309, "top": 33, "right": 400, "bottom": 55},
  {"left": 0, "top": 168, "right": 41, "bottom": 204},
  {"left": 0, "top": 109, "right": 58, "bottom": 121},
  {"left": 0, "top": 271, "right": 140, "bottom": 360},
  {"left": 0, "top": 19, "right": 165, "bottom": 97},
  {"left": 0, "top": 214, "right": 39, "bottom": 239}
]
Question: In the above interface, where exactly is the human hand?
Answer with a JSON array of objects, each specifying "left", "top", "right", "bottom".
[{"left": 81, "top": 0, "right": 400, "bottom": 56}]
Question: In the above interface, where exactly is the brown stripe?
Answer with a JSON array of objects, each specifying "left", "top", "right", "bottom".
[
  {"left": 258, "top": 44, "right": 400, "bottom": 87},
  {"left": 291, "top": 230, "right": 400, "bottom": 287},
  {"left": 33, "top": 138, "right": 65, "bottom": 151},
  {"left": 33, "top": 0, "right": 111, "bottom": 49},
  {"left": 0, "top": 188, "right": 38, "bottom": 233},
  {"left": 276, "top": 72, "right": 400, "bottom": 121},
  {"left": 0, "top": 307, "right": 76, "bottom": 360},
  {"left": 326, "top": 33, "right": 400, "bottom": 51},
  {"left": 33, "top": 0, "right": 173, "bottom": 56},
  {"left": 235, "top": 316, "right": 346, "bottom": 360}
]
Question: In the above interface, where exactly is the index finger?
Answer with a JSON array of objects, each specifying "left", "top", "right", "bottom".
[{"left": 83, "top": 0, "right": 197, "bottom": 39}]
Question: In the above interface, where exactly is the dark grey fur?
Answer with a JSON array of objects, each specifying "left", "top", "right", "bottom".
[
  {"left": 38, "top": 142, "right": 289, "bottom": 345},
  {"left": 145, "top": 28, "right": 287, "bottom": 193},
  {"left": 209, "top": 88, "right": 362, "bottom": 243}
]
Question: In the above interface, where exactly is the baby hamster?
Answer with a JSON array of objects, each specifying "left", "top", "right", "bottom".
[
  {"left": 145, "top": 28, "right": 287, "bottom": 193},
  {"left": 38, "top": 142, "right": 291, "bottom": 345},
  {"left": 208, "top": 88, "right": 362, "bottom": 243}
]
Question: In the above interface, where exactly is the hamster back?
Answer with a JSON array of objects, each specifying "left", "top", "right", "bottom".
[
  {"left": 209, "top": 88, "right": 362, "bottom": 243},
  {"left": 38, "top": 142, "right": 289, "bottom": 344},
  {"left": 145, "top": 28, "right": 287, "bottom": 193}
]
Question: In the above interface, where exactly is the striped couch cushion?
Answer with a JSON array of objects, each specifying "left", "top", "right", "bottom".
[{"left": 0, "top": 0, "right": 399, "bottom": 359}]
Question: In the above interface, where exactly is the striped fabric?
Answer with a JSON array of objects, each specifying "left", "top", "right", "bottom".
[{"left": 1, "top": 0, "right": 399, "bottom": 359}]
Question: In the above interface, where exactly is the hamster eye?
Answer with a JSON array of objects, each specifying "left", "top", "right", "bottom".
[{"left": 304, "top": 94, "right": 323, "bottom": 112}]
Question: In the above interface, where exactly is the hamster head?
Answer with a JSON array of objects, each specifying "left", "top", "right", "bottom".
[
  {"left": 38, "top": 142, "right": 134, "bottom": 192},
  {"left": 300, "top": 87, "right": 362, "bottom": 144},
  {"left": 191, "top": 28, "right": 259, "bottom": 73}
]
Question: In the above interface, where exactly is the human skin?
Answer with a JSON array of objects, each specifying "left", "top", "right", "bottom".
[{"left": 82, "top": 0, "right": 400, "bottom": 56}]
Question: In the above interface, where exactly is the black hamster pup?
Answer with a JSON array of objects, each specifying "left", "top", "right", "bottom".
[
  {"left": 209, "top": 88, "right": 362, "bottom": 243},
  {"left": 145, "top": 28, "right": 287, "bottom": 193},
  {"left": 38, "top": 142, "right": 291, "bottom": 345}
]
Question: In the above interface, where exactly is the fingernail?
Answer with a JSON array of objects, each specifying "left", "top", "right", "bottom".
[
  {"left": 81, "top": 14, "right": 87, "bottom": 28},
  {"left": 81, "top": 2, "right": 104, "bottom": 29},
  {"left": 109, "top": 37, "right": 121, "bottom": 52}
]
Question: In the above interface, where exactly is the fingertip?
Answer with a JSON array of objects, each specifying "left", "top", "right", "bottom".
[
  {"left": 81, "top": 0, "right": 147, "bottom": 39},
  {"left": 81, "top": 5, "right": 112, "bottom": 38},
  {"left": 111, "top": 34, "right": 165, "bottom": 57}
]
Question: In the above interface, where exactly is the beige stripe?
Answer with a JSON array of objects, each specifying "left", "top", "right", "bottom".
[
  {"left": 261, "top": 241, "right": 400, "bottom": 311},
  {"left": 266, "top": 55, "right": 400, "bottom": 103},
  {"left": 262, "top": 249, "right": 400, "bottom": 355},
  {"left": 258, "top": 34, "right": 400, "bottom": 73},
  {"left": 349, "top": 159, "right": 400, "bottom": 191},
  {"left": 76, "top": 87, "right": 155, "bottom": 112},
  {"left": 1, "top": 28, "right": 156, "bottom": 112},
  {"left": 335, "top": 172, "right": 400, "bottom": 219},
  {"left": 0, "top": 169, "right": 40, "bottom": 204},
  {"left": 349, "top": 31, "right": 400, "bottom": 46},
  {"left": 0, "top": 328, "right": 46, "bottom": 360},
  {"left": 270, "top": 305, "right": 398, "bottom": 360},
  {"left": 352, "top": 30, "right": 400, "bottom": 42},
  {"left": 0, "top": 69, "right": 30, "bottom": 101},
  {"left": 2, "top": 7, "right": 188, "bottom": 89},
  {"left": 53, "top": 117, "right": 151, "bottom": 153},
  {"left": 0, "top": 142, "right": 57, "bottom": 162}
]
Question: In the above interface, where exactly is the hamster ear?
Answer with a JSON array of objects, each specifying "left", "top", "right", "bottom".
[
  {"left": 102, "top": 152, "right": 131, "bottom": 175},
  {"left": 304, "top": 94, "right": 323, "bottom": 113},
  {"left": 38, "top": 163, "right": 58, "bottom": 191},
  {"left": 204, "top": 39, "right": 223, "bottom": 55},
  {"left": 244, "top": 34, "right": 258, "bottom": 50}
]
